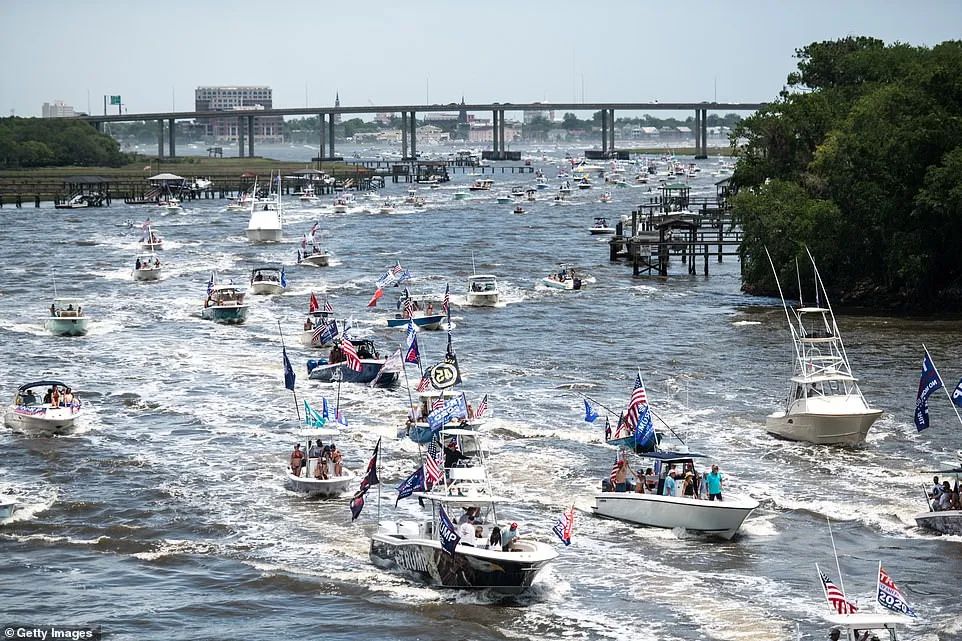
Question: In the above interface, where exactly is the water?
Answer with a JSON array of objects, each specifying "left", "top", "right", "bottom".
[{"left": 1, "top": 152, "right": 959, "bottom": 641}]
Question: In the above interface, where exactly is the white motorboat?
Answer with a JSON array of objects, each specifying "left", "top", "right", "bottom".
[
  {"left": 298, "top": 184, "right": 319, "bottom": 204},
  {"left": 466, "top": 274, "right": 500, "bottom": 307},
  {"left": 141, "top": 225, "right": 163, "bottom": 251},
  {"left": 201, "top": 283, "right": 249, "bottom": 325},
  {"left": 298, "top": 245, "right": 330, "bottom": 267},
  {"left": 914, "top": 463, "right": 962, "bottom": 535},
  {"left": 765, "top": 250, "right": 882, "bottom": 446},
  {"left": 541, "top": 265, "right": 584, "bottom": 290},
  {"left": 45, "top": 298, "right": 89, "bottom": 336},
  {"left": 599, "top": 191, "right": 613, "bottom": 203},
  {"left": 226, "top": 191, "right": 255, "bottom": 212},
  {"left": 249, "top": 266, "right": 287, "bottom": 296},
  {"left": 132, "top": 253, "right": 162, "bottom": 281},
  {"left": 535, "top": 175, "right": 549, "bottom": 190},
  {"left": 495, "top": 193, "right": 512, "bottom": 204},
  {"left": 453, "top": 190, "right": 469, "bottom": 200},
  {"left": 378, "top": 201, "right": 397, "bottom": 215},
  {"left": 370, "top": 426, "right": 557, "bottom": 593},
  {"left": 0, "top": 495, "right": 16, "bottom": 519},
  {"left": 246, "top": 176, "right": 284, "bottom": 243},
  {"left": 158, "top": 197, "right": 182, "bottom": 212},
  {"left": 4, "top": 380, "right": 83, "bottom": 435},
  {"left": 822, "top": 614, "right": 911, "bottom": 641},
  {"left": 332, "top": 194, "right": 355, "bottom": 213},
  {"left": 589, "top": 217, "right": 615, "bottom": 235},
  {"left": 285, "top": 427, "right": 354, "bottom": 497},
  {"left": 468, "top": 178, "right": 493, "bottom": 191}
]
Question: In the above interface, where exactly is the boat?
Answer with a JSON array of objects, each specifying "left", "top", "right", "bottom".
[
  {"left": 298, "top": 184, "right": 319, "bottom": 204},
  {"left": 157, "top": 197, "right": 182, "bottom": 212},
  {"left": 599, "top": 191, "right": 613, "bottom": 203},
  {"left": 4, "top": 380, "right": 83, "bottom": 436},
  {"left": 765, "top": 250, "right": 883, "bottom": 446},
  {"left": 370, "top": 425, "right": 558, "bottom": 593},
  {"left": 285, "top": 399, "right": 354, "bottom": 497},
  {"left": 45, "top": 298, "right": 89, "bottom": 336},
  {"left": 141, "top": 224, "right": 164, "bottom": 251},
  {"left": 401, "top": 390, "right": 481, "bottom": 444},
  {"left": 513, "top": 205, "right": 525, "bottom": 214},
  {"left": 298, "top": 245, "right": 330, "bottom": 267},
  {"left": 378, "top": 201, "right": 397, "bottom": 215},
  {"left": 54, "top": 193, "right": 91, "bottom": 209},
  {"left": 132, "top": 253, "right": 162, "bottom": 281},
  {"left": 201, "top": 282, "right": 249, "bottom": 325},
  {"left": 226, "top": 190, "right": 256, "bottom": 212},
  {"left": 822, "top": 614, "right": 911, "bottom": 641},
  {"left": 300, "top": 294, "right": 338, "bottom": 349},
  {"left": 535, "top": 175, "right": 549, "bottom": 190},
  {"left": 246, "top": 176, "right": 284, "bottom": 243},
  {"left": 589, "top": 217, "right": 615, "bottom": 235},
  {"left": 541, "top": 265, "right": 583, "bottom": 290},
  {"left": 577, "top": 175, "right": 593, "bottom": 190},
  {"left": 249, "top": 266, "right": 287, "bottom": 296},
  {"left": 0, "top": 495, "right": 16, "bottom": 519},
  {"left": 307, "top": 338, "right": 400, "bottom": 387},
  {"left": 453, "top": 190, "right": 469, "bottom": 200},
  {"left": 465, "top": 274, "right": 500, "bottom": 307},
  {"left": 387, "top": 290, "right": 445, "bottom": 330},
  {"left": 468, "top": 178, "right": 494, "bottom": 191},
  {"left": 495, "top": 193, "right": 511, "bottom": 204}
]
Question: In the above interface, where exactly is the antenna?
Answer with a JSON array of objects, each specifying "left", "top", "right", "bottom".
[
  {"left": 471, "top": 252, "right": 477, "bottom": 275},
  {"left": 795, "top": 257, "right": 803, "bottom": 307},
  {"left": 765, "top": 247, "right": 803, "bottom": 365},
  {"left": 826, "top": 517, "right": 846, "bottom": 598}
]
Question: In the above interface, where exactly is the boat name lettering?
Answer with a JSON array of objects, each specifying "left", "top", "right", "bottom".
[{"left": 394, "top": 547, "right": 429, "bottom": 573}]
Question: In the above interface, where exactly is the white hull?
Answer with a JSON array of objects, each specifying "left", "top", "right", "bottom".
[
  {"left": 4, "top": 408, "right": 80, "bottom": 435},
  {"left": 765, "top": 410, "right": 882, "bottom": 446},
  {"left": 466, "top": 292, "right": 499, "bottom": 307},
  {"left": 286, "top": 469, "right": 354, "bottom": 497},
  {"left": 45, "top": 317, "right": 89, "bottom": 336},
  {"left": 133, "top": 267, "right": 162, "bottom": 281},
  {"left": 142, "top": 241, "right": 163, "bottom": 251},
  {"left": 299, "top": 254, "right": 330, "bottom": 267},
  {"left": 589, "top": 227, "right": 615, "bottom": 235},
  {"left": 246, "top": 228, "right": 283, "bottom": 243},
  {"left": 541, "top": 277, "right": 581, "bottom": 290},
  {"left": 0, "top": 498, "right": 16, "bottom": 519},
  {"left": 250, "top": 282, "right": 285, "bottom": 295},
  {"left": 592, "top": 492, "right": 757, "bottom": 539},
  {"left": 914, "top": 509, "right": 962, "bottom": 536}
]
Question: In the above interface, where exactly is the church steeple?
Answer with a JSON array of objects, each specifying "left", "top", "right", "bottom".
[
  {"left": 458, "top": 95, "right": 468, "bottom": 125},
  {"left": 334, "top": 91, "right": 341, "bottom": 123}
]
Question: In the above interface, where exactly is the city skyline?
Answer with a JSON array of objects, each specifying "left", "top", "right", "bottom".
[{"left": 3, "top": 0, "right": 961, "bottom": 118}]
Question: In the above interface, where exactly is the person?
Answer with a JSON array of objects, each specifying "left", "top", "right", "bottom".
[
  {"left": 444, "top": 444, "right": 469, "bottom": 469},
  {"left": 135, "top": 258, "right": 142, "bottom": 269},
  {"left": 308, "top": 440, "right": 322, "bottom": 459},
  {"left": 22, "top": 388, "right": 37, "bottom": 405},
  {"left": 937, "top": 481, "right": 954, "bottom": 511},
  {"left": 644, "top": 468, "right": 657, "bottom": 491},
  {"left": 474, "top": 523, "right": 485, "bottom": 546},
  {"left": 489, "top": 526, "right": 502, "bottom": 550},
  {"left": 458, "top": 517, "right": 476, "bottom": 545},
  {"left": 297, "top": 250, "right": 302, "bottom": 262},
  {"left": 426, "top": 302, "right": 435, "bottom": 315},
  {"left": 314, "top": 454, "right": 328, "bottom": 480},
  {"left": 303, "top": 316, "right": 314, "bottom": 331},
  {"left": 613, "top": 459, "right": 629, "bottom": 492},
  {"left": 501, "top": 522, "right": 519, "bottom": 551},
  {"left": 289, "top": 443, "right": 305, "bottom": 477},
  {"left": 466, "top": 403, "right": 475, "bottom": 420},
  {"left": 63, "top": 387, "right": 74, "bottom": 406},
  {"left": 329, "top": 444, "right": 343, "bottom": 476},
  {"left": 633, "top": 468, "right": 646, "bottom": 494},
  {"left": 706, "top": 464, "right": 724, "bottom": 501},
  {"left": 77, "top": 305, "right": 82, "bottom": 316},
  {"left": 50, "top": 386, "right": 62, "bottom": 407},
  {"left": 829, "top": 629, "right": 841, "bottom": 641},
  {"left": 50, "top": 303, "right": 56, "bottom": 317},
  {"left": 683, "top": 472, "right": 697, "bottom": 498},
  {"left": 662, "top": 470, "right": 677, "bottom": 497},
  {"left": 930, "top": 476, "right": 943, "bottom": 501}
]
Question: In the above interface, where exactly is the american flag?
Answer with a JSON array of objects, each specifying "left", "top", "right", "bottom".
[
  {"left": 309, "top": 292, "right": 319, "bottom": 313},
  {"left": 402, "top": 295, "right": 415, "bottom": 318},
  {"left": 415, "top": 373, "right": 431, "bottom": 392},
  {"left": 322, "top": 298, "right": 334, "bottom": 313},
  {"left": 619, "top": 372, "right": 649, "bottom": 439},
  {"left": 609, "top": 456, "right": 622, "bottom": 485},
  {"left": 340, "top": 339, "right": 363, "bottom": 372},
  {"left": 442, "top": 283, "right": 450, "bottom": 318},
  {"left": 431, "top": 397, "right": 445, "bottom": 411},
  {"left": 475, "top": 394, "right": 488, "bottom": 418},
  {"left": 818, "top": 567, "right": 858, "bottom": 615},
  {"left": 424, "top": 439, "right": 444, "bottom": 487}
]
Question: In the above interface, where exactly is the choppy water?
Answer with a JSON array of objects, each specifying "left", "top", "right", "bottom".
[{"left": 1, "top": 151, "right": 960, "bottom": 641}]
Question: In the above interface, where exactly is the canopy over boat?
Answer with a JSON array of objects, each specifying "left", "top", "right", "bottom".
[
  {"left": 410, "top": 492, "right": 512, "bottom": 504},
  {"left": 17, "top": 380, "right": 71, "bottom": 393},
  {"left": 640, "top": 451, "right": 706, "bottom": 462},
  {"left": 823, "top": 612, "right": 912, "bottom": 628}
]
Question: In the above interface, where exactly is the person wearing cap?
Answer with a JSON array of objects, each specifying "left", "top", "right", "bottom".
[
  {"left": 501, "top": 522, "right": 519, "bottom": 551},
  {"left": 828, "top": 629, "right": 841, "bottom": 641},
  {"left": 290, "top": 443, "right": 305, "bottom": 477},
  {"left": 706, "top": 464, "right": 724, "bottom": 501}
]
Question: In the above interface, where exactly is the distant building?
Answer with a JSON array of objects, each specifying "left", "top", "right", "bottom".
[
  {"left": 523, "top": 104, "right": 554, "bottom": 124},
  {"left": 42, "top": 100, "right": 76, "bottom": 118},
  {"left": 333, "top": 93, "right": 341, "bottom": 124},
  {"left": 375, "top": 111, "right": 395, "bottom": 125},
  {"left": 422, "top": 112, "right": 458, "bottom": 122},
  {"left": 194, "top": 86, "right": 284, "bottom": 142},
  {"left": 467, "top": 121, "right": 521, "bottom": 143}
]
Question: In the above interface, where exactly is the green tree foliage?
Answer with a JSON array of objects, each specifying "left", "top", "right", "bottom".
[
  {"left": 0, "top": 117, "right": 129, "bottom": 168},
  {"left": 731, "top": 38, "right": 962, "bottom": 307}
]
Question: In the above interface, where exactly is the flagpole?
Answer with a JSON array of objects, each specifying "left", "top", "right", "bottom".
[
  {"left": 376, "top": 439, "right": 382, "bottom": 525},
  {"left": 277, "top": 320, "right": 301, "bottom": 421},
  {"left": 827, "top": 517, "right": 846, "bottom": 598},
  {"left": 399, "top": 342, "right": 416, "bottom": 421},
  {"left": 923, "top": 344, "right": 962, "bottom": 426},
  {"left": 876, "top": 560, "right": 882, "bottom": 614}
]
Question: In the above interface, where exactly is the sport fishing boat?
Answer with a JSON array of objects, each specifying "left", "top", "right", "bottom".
[
  {"left": 589, "top": 217, "right": 615, "bottom": 235},
  {"left": 765, "top": 250, "right": 882, "bottom": 446},
  {"left": 132, "top": 253, "right": 162, "bottom": 281},
  {"left": 465, "top": 274, "right": 500, "bottom": 307},
  {"left": 4, "top": 380, "right": 83, "bottom": 436},
  {"left": 370, "top": 426, "right": 557, "bottom": 593},
  {"left": 45, "top": 298, "right": 89, "bottom": 336},
  {"left": 285, "top": 401, "right": 354, "bottom": 497},
  {"left": 402, "top": 390, "right": 480, "bottom": 444},
  {"left": 307, "top": 338, "right": 400, "bottom": 387},
  {"left": 246, "top": 176, "right": 284, "bottom": 242},
  {"left": 201, "top": 283, "right": 249, "bottom": 325},
  {"left": 541, "top": 265, "right": 583, "bottom": 290},
  {"left": 298, "top": 184, "right": 320, "bottom": 204},
  {"left": 914, "top": 462, "right": 962, "bottom": 536},
  {"left": 249, "top": 266, "right": 287, "bottom": 296},
  {"left": 141, "top": 225, "right": 164, "bottom": 251}
]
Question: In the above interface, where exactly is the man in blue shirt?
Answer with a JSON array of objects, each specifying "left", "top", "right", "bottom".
[
  {"left": 662, "top": 471, "right": 677, "bottom": 496},
  {"left": 706, "top": 464, "right": 724, "bottom": 501}
]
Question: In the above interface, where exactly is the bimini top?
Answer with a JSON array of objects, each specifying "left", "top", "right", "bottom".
[
  {"left": 823, "top": 612, "right": 912, "bottom": 628},
  {"left": 643, "top": 451, "right": 706, "bottom": 462},
  {"left": 468, "top": 274, "right": 497, "bottom": 282},
  {"left": 17, "top": 380, "right": 70, "bottom": 392},
  {"left": 796, "top": 306, "right": 831, "bottom": 314},
  {"left": 411, "top": 492, "right": 511, "bottom": 505},
  {"left": 251, "top": 266, "right": 283, "bottom": 275}
]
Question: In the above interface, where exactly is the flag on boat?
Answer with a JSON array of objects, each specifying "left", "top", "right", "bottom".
[
  {"left": 206, "top": 273, "right": 214, "bottom": 296},
  {"left": 442, "top": 283, "right": 451, "bottom": 323},
  {"left": 604, "top": 416, "right": 612, "bottom": 440},
  {"left": 322, "top": 397, "right": 330, "bottom": 419},
  {"left": 584, "top": 399, "right": 599, "bottom": 423},
  {"left": 432, "top": 397, "right": 445, "bottom": 411},
  {"left": 915, "top": 351, "right": 944, "bottom": 431},
  {"left": 304, "top": 400, "right": 325, "bottom": 427},
  {"left": 437, "top": 505, "right": 461, "bottom": 555},
  {"left": 402, "top": 293, "right": 415, "bottom": 318},
  {"left": 309, "top": 221, "right": 319, "bottom": 236},
  {"left": 376, "top": 260, "right": 411, "bottom": 289},
  {"left": 817, "top": 565, "right": 858, "bottom": 615},
  {"left": 552, "top": 505, "right": 575, "bottom": 546},
  {"left": 314, "top": 319, "right": 338, "bottom": 347},
  {"left": 357, "top": 438, "right": 381, "bottom": 495},
  {"left": 427, "top": 393, "right": 467, "bottom": 431},
  {"left": 322, "top": 298, "right": 334, "bottom": 313},
  {"left": 340, "top": 338, "right": 363, "bottom": 372},
  {"left": 424, "top": 438, "right": 444, "bottom": 487},
  {"left": 367, "top": 288, "right": 384, "bottom": 307},
  {"left": 282, "top": 347, "right": 296, "bottom": 391},
  {"left": 280, "top": 267, "right": 287, "bottom": 288},
  {"left": 634, "top": 404, "right": 657, "bottom": 451},
  {"left": 877, "top": 564, "right": 917, "bottom": 617},
  {"left": 309, "top": 291, "right": 319, "bottom": 313},
  {"left": 952, "top": 377, "right": 962, "bottom": 409},
  {"left": 141, "top": 217, "right": 151, "bottom": 230},
  {"left": 349, "top": 491, "right": 365, "bottom": 522},
  {"left": 609, "top": 456, "right": 622, "bottom": 486},
  {"left": 371, "top": 348, "right": 403, "bottom": 387},
  {"left": 444, "top": 333, "right": 463, "bottom": 384},
  {"left": 335, "top": 408, "right": 347, "bottom": 427},
  {"left": 404, "top": 320, "right": 420, "bottom": 364},
  {"left": 395, "top": 465, "right": 425, "bottom": 506},
  {"left": 475, "top": 394, "right": 489, "bottom": 419},
  {"left": 622, "top": 372, "right": 649, "bottom": 437},
  {"left": 415, "top": 372, "right": 432, "bottom": 392}
]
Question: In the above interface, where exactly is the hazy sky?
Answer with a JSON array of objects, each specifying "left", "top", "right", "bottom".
[{"left": 3, "top": 0, "right": 961, "bottom": 118}]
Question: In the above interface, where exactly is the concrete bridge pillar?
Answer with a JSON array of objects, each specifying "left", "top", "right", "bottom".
[
  {"left": 328, "top": 114, "right": 335, "bottom": 158},
  {"left": 491, "top": 110, "right": 499, "bottom": 155},
  {"left": 601, "top": 109, "right": 608, "bottom": 154},
  {"left": 238, "top": 117, "right": 245, "bottom": 158},
  {"left": 700, "top": 109, "right": 708, "bottom": 158},
  {"left": 410, "top": 111, "right": 417, "bottom": 160},
  {"left": 168, "top": 118, "right": 176, "bottom": 158},
  {"left": 693, "top": 109, "right": 701, "bottom": 156},
  {"left": 400, "top": 112, "right": 408, "bottom": 160},
  {"left": 498, "top": 110, "right": 506, "bottom": 155},
  {"left": 319, "top": 113, "right": 326, "bottom": 159},
  {"left": 157, "top": 120, "right": 165, "bottom": 159},
  {"left": 609, "top": 109, "right": 615, "bottom": 154},
  {"left": 248, "top": 115, "right": 255, "bottom": 158}
]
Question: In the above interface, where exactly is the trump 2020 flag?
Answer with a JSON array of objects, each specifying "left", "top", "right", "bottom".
[
  {"left": 395, "top": 466, "right": 425, "bottom": 506},
  {"left": 404, "top": 320, "right": 420, "bottom": 364},
  {"left": 952, "top": 377, "right": 962, "bottom": 409},
  {"left": 634, "top": 404, "right": 657, "bottom": 452},
  {"left": 916, "top": 352, "right": 944, "bottom": 431},
  {"left": 437, "top": 505, "right": 461, "bottom": 555},
  {"left": 282, "top": 347, "right": 296, "bottom": 391},
  {"left": 552, "top": 505, "right": 575, "bottom": 546},
  {"left": 877, "top": 564, "right": 917, "bottom": 617},
  {"left": 583, "top": 399, "right": 599, "bottom": 423}
]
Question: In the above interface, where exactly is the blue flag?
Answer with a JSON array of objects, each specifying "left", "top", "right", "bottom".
[
  {"left": 437, "top": 505, "right": 461, "bottom": 555},
  {"left": 427, "top": 394, "right": 467, "bottom": 431},
  {"left": 280, "top": 267, "right": 287, "bottom": 288},
  {"left": 916, "top": 352, "right": 944, "bottom": 431},
  {"left": 634, "top": 404, "right": 656, "bottom": 451},
  {"left": 206, "top": 272, "right": 214, "bottom": 295},
  {"left": 395, "top": 466, "right": 425, "bottom": 506},
  {"left": 404, "top": 319, "right": 420, "bottom": 364},
  {"left": 584, "top": 399, "right": 599, "bottom": 423},
  {"left": 322, "top": 397, "right": 330, "bottom": 419},
  {"left": 282, "top": 347, "right": 296, "bottom": 391},
  {"left": 319, "top": 319, "right": 338, "bottom": 346},
  {"left": 952, "top": 378, "right": 962, "bottom": 409}
]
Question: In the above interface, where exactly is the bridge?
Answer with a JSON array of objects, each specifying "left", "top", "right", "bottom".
[{"left": 80, "top": 101, "right": 764, "bottom": 161}]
